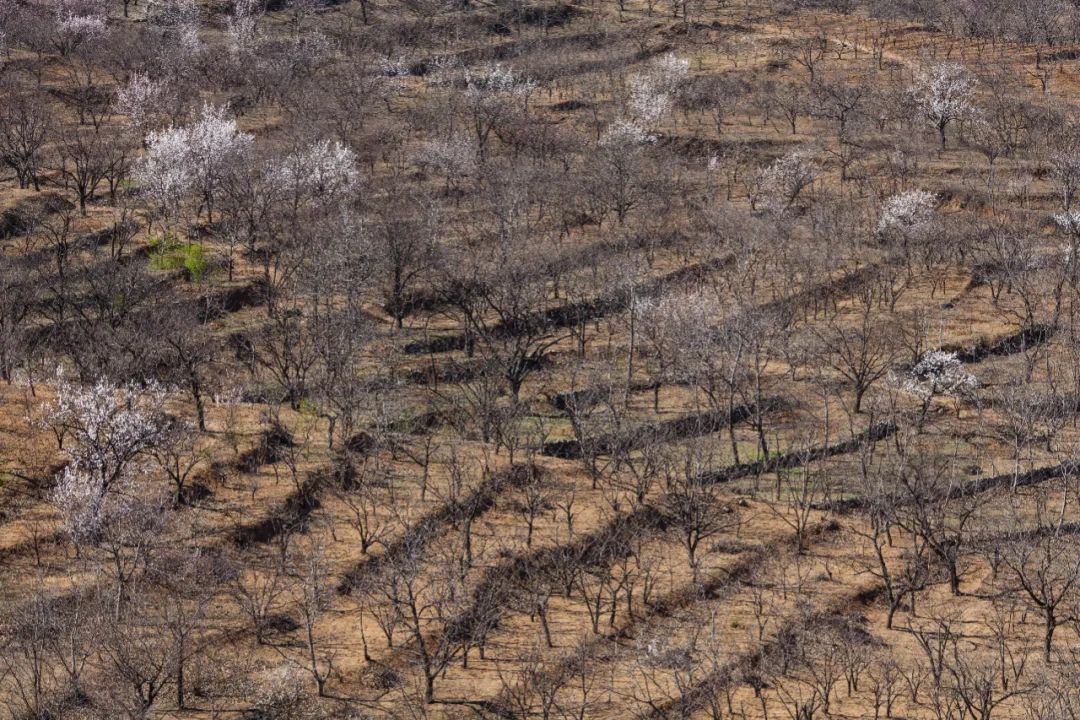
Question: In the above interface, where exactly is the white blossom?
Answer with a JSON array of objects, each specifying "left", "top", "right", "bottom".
[
  {"left": 41, "top": 369, "right": 167, "bottom": 484},
  {"left": 254, "top": 667, "right": 314, "bottom": 719},
  {"left": 636, "top": 289, "right": 717, "bottom": 382},
  {"left": 629, "top": 82, "right": 672, "bottom": 128},
  {"left": 137, "top": 125, "right": 194, "bottom": 217},
  {"left": 413, "top": 136, "right": 477, "bottom": 179},
  {"left": 275, "top": 139, "right": 360, "bottom": 202},
  {"left": 627, "top": 53, "right": 689, "bottom": 130},
  {"left": 291, "top": 30, "right": 334, "bottom": 70},
  {"left": 114, "top": 73, "right": 168, "bottom": 130},
  {"left": 902, "top": 350, "right": 978, "bottom": 401},
  {"left": 54, "top": 468, "right": 170, "bottom": 545},
  {"left": 600, "top": 118, "right": 655, "bottom": 148},
  {"left": 463, "top": 62, "right": 536, "bottom": 111},
  {"left": 465, "top": 62, "right": 517, "bottom": 94},
  {"left": 378, "top": 55, "right": 410, "bottom": 78},
  {"left": 879, "top": 189, "right": 937, "bottom": 234},
  {"left": 136, "top": 104, "right": 252, "bottom": 221},
  {"left": 755, "top": 150, "right": 817, "bottom": 211},
  {"left": 226, "top": 0, "right": 260, "bottom": 56},
  {"left": 455, "top": 62, "right": 536, "bottom": 158},
  {"left": 56, "top": 12, "right": 106, "bottom": 40},
  {"left": 41, "top": 369, "right": 168, "bottom": 541},
  {"left": 911, "top": 63, "right": 976, "bottom": 145},
  {"left": 149, "top": 0, "right": 201, "bottom": 53},
  {"left": 1053, "top": 214, "right": 1080, "bottom": 266},
  {"left": 52, "top": 0, "right": 107, "bottom": 54},
  {"left": 187, "top": 103, "right": 253, "bottom": 179},
  {"left": 251, "top": 31, "right": 333, "bottom": 78},
  {"left": 1053, "top": 209, "right": 1080, "bottom": 235},
  {"left": 426, "top": 55, "right": 462, "bottom": 87},
  {"left": 52, "top": 465, "right": 106, "bottom": 543},
  {"left": 1050, "top": 145, "right": 1080, "bottom": 210},
  {"left": 636, "top": 627, "right": 693, "bottom": 671},
  {"left": 0, "top": 0, "right": 16, "bottom": 56},
  {"left": 651, "top": 53, "right": 691, "bottom": 84}
]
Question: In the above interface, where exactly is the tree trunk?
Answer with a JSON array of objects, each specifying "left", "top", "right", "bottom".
[{"left": 1045, "top": 610, "right": 1056, "bottom": 662}]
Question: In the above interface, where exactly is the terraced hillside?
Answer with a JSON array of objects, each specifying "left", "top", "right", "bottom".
[{"left": 4, "top": 0, "right": 1080, "bottom": 717}]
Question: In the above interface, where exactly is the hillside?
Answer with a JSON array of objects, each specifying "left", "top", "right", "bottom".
[{"left": 3, "top": 0, "right": 1080, "bottom": 718}]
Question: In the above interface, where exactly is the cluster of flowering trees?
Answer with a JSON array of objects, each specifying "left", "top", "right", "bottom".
[
  {"left": 136, "top": 104, "right": 253, "bottom": 226},
  {"left": 131, "top": 103, "right": 362, "bottom": 271},
  {"left": 42, "top": 370, "right": 167, "bottom": 542}
]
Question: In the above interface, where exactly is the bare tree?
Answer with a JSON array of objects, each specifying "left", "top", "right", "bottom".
[
  {"left": 0, "top": 88, "right": 51, "bottom": 190},
  {"left": 283, "top": 536, "right": 337, "bottom": 697},
  {"left": 997, "top": 483, "right": 1080, "bottom": 661},
  {"left": 371, "top": 187, "right": 441, "bottom": 330},
  {"left": 149, "top": 418, "right": 204, "bottom": 506},
  {"left": 231, "top": 552, "right": 288, "bottom": 646},
  {"left": 661, "top": 442, "right": 739, "bottom": 584},
  {"left": 814, "top": 293, "right": 898, "bottom": 414}
]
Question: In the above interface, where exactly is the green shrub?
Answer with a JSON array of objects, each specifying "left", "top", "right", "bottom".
[
  {"left": 296, "top": 396, "right": 320, "bottom": 416},
  {"left": 181, "top": 243, "right": 207, "bottom": 282},
  {"left": 148, "top": 232, "right": 208, "bottom": 282}
]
